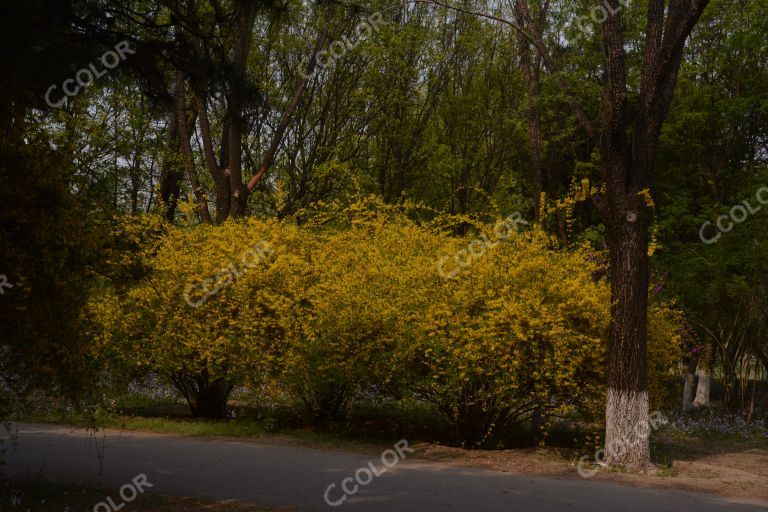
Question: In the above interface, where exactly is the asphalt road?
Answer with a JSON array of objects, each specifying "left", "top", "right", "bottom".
[{"left": 2, "top": 423, "right": 766, "bottom": 511}]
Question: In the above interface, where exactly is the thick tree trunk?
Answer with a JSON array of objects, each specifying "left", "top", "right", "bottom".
[
  {"left": 692, "top": 340, "right": 712, "bottom": 408},
  {"left": 692, "top": 367, "right": 711, "bottom": 408},
  {"left": 604, "top": 216, "right": 650, "bottom": 470},
  {"left": 595, "top": 0, "right": 709, "bottom": 471},
  {"left": 224, "top": 0, "right": 257, "bottom": 219},
  {"left": 227, "top": 103, "right": 249, "bottom": 218},
  {"left": 492, "top": 0, "right": 709, "bottom": 473}
]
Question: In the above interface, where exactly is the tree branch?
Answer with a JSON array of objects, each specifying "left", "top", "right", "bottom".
[
  {"left": 174, "top": 71, "right": 212, "bottom": 224},
  {"left": 386, "top": 0, "right": 595, "bottom": 137},
  {"left": 247, "top": 9, "right": 332, "bottom": 192}
]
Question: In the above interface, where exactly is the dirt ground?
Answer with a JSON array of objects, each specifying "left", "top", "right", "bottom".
[{"left": 409, "top": 434, "right": 768, "bottom": 502}]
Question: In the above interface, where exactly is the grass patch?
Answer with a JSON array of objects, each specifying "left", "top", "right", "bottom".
[
  {"left": 109, "top": 416, "right": 269, "bottom": 438},
  {"left": 20, "top": 409, "right": 272, "bottom": 438},
  {"left": 654, "top": 467, "right": 680, "bottom": 478},
  {"left": 18, "top": 395, "right": 766, "bottom": 465},
  {"left": 15, "top": 397, "right": 586, "bottom": 452},
  {"left": 14, "top": 402, "right": 403, "bottom": 452}
]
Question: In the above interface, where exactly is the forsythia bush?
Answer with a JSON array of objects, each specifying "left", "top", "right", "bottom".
[
  {"left": 90, "top": 199, "right": 684, "bottom": 443},
  {"left": 647, "top": 300, "right": 685, "bottom": 409},
  {"left": 280, "top": 213, "right": 444, "bottom": 419},
  {"left": 92, "top": 217, "right": 310, "bottom": 417},
  {"left": 410, "top": 229, "right": 610, "bottom": 447}
]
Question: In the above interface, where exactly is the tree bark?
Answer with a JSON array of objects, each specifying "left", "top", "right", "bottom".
[
  {"left": 157, "top": 111, "right": 183, "bottom": 222},
  {"left": 514, "top": 0, "right": 545, "bottom": 220},
  {"left": 604, "top": 209, "right": 651, "bottom": 469},
  {"left": 692, "top": 368, "right": 711, "bottom": 408},
  {"left": 682, "top": 372, "right": 696, "bottom": 411},
  {"left": 682, "top": 355, "right": 698, "bottom": 411},
  {"left": 692, "top": 340, "right": 713, "bottom": 408},
  {"left": 195, "top": 91, "right": 232, "bottom": 222}
]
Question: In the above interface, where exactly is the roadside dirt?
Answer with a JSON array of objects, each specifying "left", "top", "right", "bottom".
[{"left": 410, "top": 437, "right": 768, "bottom": 502}]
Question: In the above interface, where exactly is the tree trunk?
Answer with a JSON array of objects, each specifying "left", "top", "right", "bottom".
[
  {"left": 604, "top": 215, "right": 651, "bottom": 470},
  {"left": 682, "top": 372, "right": 696, "bottom": 411},
  {"left": 514, "top": 0, "right": 545, "bottom": 221},
  {"left": 174, "top": 71, "right": 212, "bottom": 224},
  {"left": 596, "top": 0, "right": 709, "bottom": 471},
  {"left": 682, "top": 355, "right": 698, "bottom": 411},
  {"left": 692, "top": 340, "right": 712, "bottom": 408},
  {"left": 225, "top": 0, "right": 257, "bottom": 219},
  {"left": 692, "top": 367, "right": 711, "bottom": 408},
  {"left": 193, "top": 91, "right": 231, "bottom": 223},
  {"left": 427, "top": 0, "right": 709, "bottom": 472},
  {"left": 170, "top": 371, "right": 234, "bottom": 418},
  {"left": 157, "top": 109, "right": 185, "bottom": 222}
]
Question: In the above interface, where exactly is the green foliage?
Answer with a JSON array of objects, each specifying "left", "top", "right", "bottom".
[{"left": 0, "top": 118, "right": 107, "bottom": 399}]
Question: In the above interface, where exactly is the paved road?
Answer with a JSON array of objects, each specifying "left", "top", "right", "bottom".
[{"left": 2, "top": 423, "right": 766, "bottom": 511}]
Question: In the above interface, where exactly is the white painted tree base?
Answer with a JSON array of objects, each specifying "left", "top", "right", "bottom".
[
  {"left": 692, "top": 368, "right": 710, "bottom": 408},
  {"left": 605, "top": 388, "right": 650, "bottom": 470}
]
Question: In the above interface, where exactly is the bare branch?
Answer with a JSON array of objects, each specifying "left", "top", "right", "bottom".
[{"left": 387, "top": 0, "right": 595, "bottom": 137}]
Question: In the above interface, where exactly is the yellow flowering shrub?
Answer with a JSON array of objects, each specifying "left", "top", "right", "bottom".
[
  {"left": 279, "top": 210, "right": 446, "bottom": 419},
  {"left": 409, "top": 228, "right": 611, "bottom": 447},
  {"left": 647, "top": 300, "right": 684, "bottom": 409},
  {"left": 91, "top": 217, "right": 311, "bottom": 417},
  {"left": 89, "top": 199, "right": 684, "bottom": 434}
]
